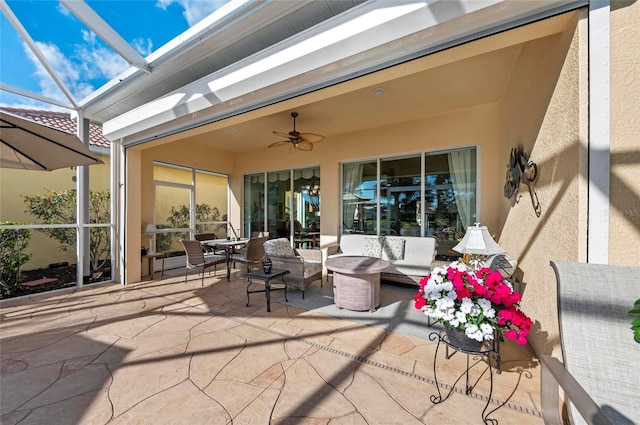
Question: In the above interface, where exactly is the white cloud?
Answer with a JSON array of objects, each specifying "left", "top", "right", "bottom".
[
  {"left": 25, "top": 41, "right": 79, "bottom": 103},
  {"left": 21, "top": 33, "right": 129, "bottom": 105},
  {"left": 76, "top": 30, "right": 129, "bottom": 80},
  {"left": 132, "top": 38, "right": 154, "bottom": 56},
  {"left": 156, "top": 0, "right": 224, "bottom": 26}
]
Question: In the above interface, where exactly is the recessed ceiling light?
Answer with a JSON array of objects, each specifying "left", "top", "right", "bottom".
[{"left": 372, "top": 87, "right": 385, "bottom": 96}]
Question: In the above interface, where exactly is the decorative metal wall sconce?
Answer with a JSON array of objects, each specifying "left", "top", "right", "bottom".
[{"left": 504, "top": 147, "right": 541, "bottom": 217}]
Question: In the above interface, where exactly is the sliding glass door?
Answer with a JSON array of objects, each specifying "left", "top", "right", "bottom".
[
  {"left": 341, "top": 147, "right": 477, "bottom": 259},
  {"left": 243, "top": 167, "right": 320, "bottom": 248}
]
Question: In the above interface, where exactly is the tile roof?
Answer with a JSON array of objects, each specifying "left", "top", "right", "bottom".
[{"left": 0, "top": 107, "right": 111, "bottom": 149}]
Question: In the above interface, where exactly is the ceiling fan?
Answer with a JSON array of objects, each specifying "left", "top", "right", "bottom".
[{"left": 269, "top": 112, "right": 324, "bottom": 151}]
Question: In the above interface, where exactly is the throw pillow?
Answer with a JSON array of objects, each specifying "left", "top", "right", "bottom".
[
  {"left": 264, "top": 238, "right": 296, "bottom": 257},
  {"left": 382, "top": 238, "right": 405, "bottom": 261},
  {"left": 362, "top": 236, "right": 383, "bottom": 257}
]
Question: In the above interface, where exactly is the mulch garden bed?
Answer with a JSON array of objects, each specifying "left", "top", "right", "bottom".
[{"left": 2, "top": 264, "right": 111, "bottom": 299}]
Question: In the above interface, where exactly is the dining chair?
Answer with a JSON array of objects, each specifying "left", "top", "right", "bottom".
[
  {"left": 229, "top": 235, "right": 269, "bottom": 272},
  {"left": 180, "top": 239, "right": 226, "bottom": 286},
  {"left": 194, "top": 232, "right": 225, "bottom": 255}
]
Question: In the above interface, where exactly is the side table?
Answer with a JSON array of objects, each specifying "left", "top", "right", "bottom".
[
  {"left": 325, "top": 256, "right": 389, "bottom": 312},
  {"left": 141, "top": 252, "right": 165, "bottom": 278},
  {"left": 243, "top": 269, "right": 289, "bottom": 312},
  {"left": 429, "top": 330, "right": 502, "bottom": 425}
]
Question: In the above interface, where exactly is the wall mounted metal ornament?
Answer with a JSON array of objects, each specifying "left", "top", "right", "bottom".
[{"left": 504, "top": 147, "right": 541, "bottom": 217}]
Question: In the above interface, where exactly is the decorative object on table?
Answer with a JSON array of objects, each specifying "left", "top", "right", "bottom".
[
  {"left": 263, "top": 238, "right": 323, "bottom": 299},
  {"left": 504, "top": 146, "right": 541, "bottom": 217},
  {"left": 263, "top": 257, "right": 272, "bottom": 274},
  {"left": 414, "top": 261, "right": 532, "bottom": 345},
  {"left": 144, "top": 223, "right": 157, "bottom": 255}
]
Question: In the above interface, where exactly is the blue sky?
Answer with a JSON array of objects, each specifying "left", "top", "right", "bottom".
[{"left": 0, "top": 0, "right": 227, "bottom": 110}]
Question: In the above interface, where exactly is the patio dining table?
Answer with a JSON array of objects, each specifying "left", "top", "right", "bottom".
[{"left": 201, "top": 238, "right": 249, "bottom": 280}]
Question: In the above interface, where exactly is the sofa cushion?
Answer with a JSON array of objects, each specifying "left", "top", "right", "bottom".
[
  {"left": 264, "top": 238, "right": 296, "bottom": 257},
  {"left": 362, "top": 236, "right": 383, "bottom": 257},
  {"left": 381, "top": 237, "right": 405, "bottom": 260}
]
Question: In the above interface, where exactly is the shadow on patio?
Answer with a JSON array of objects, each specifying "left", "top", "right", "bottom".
[{"left": 1, "top": 269, "right": 544, "bottom": 424}]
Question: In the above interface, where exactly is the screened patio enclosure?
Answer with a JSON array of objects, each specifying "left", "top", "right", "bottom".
[{"left": 3, "top": 0, "right": 636, "bottom": 362}]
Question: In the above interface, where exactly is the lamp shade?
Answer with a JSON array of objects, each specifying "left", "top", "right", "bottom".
[
  {"left": 452, "top": 223, "right": 505, "bottom": 255},
  {"left": 144, "top": 223, "right": 157, "bottom": 234}
]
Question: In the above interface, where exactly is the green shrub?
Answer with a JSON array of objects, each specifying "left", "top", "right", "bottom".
[
  {"left": 0, "top": 223, "right": 32, "bottom": 297},
  {"left": 23, "top": 189, "right": 110, "bottom": 271}
]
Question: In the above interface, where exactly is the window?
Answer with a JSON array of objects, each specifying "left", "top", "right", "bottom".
[
  {"left": 341, "top": 147, "right": 477, "bottom": 259},
  {"left": 243, "top": 167, "right": 320, "bottom": 248},
  {"left": 153, "top": 162, "right": 228, "bottom": 253}
]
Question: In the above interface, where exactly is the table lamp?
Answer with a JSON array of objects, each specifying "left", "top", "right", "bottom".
[
  {"left": 144, "top": 223, "right": 157, "bottom": 255},
  {"left": 452, "top": 223, "right": 504, "bottom": 269}
]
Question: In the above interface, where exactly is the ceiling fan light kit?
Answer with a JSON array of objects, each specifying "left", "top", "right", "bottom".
[{"left": 269, "top": 112, "right": 324, "bottom": 151}]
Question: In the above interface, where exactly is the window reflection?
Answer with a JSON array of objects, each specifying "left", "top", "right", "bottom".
[{"left": 341, "top": 147, "right": 477, "bottom": 260}]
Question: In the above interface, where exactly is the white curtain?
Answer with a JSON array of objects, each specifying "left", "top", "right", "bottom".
[
  {"left": 447, "top": 149, "right": 472, "bottom": 230},
  {"left": 343, "top": 163, "right": 363, "bottom": 230}
]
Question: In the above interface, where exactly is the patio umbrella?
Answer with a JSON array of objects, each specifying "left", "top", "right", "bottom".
[{"left": 0, "top": 111, "right": 103, "bottom": 171}]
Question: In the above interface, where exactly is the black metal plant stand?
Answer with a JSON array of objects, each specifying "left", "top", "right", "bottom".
[{"left": 429, "top": 331, "right": 501, "bottom": 425}]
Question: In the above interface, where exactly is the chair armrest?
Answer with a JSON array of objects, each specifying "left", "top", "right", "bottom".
[
  {"left": 268, "top": 255, "right": 305, "bottom": 275},
  {"left": 540, "top": 355, "right": 613, "bottom": 425},
  {"left": 296, "top": 248, "right": 322, "bottom": 263},
  {"left": 326, "top": 244, "right": 340, "bottom": 256}
]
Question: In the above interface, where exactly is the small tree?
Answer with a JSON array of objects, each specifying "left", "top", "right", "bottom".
[
  {"left": 0, "top": 223, "right": 32, "bottom": 298},
  {"left": 23, "top": 189, "right": 110, "bottom": 271}
]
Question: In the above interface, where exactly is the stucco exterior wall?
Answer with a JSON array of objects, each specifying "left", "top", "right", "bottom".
[
  {"left": 609, "top": 0, "right": 640, "bottom": 265},
  {"left": 498, "top": 14, "right": 581, "bottom": 357}
]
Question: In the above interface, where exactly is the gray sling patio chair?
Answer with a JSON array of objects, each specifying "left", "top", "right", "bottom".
[
  {"left": 540, "top": 261, "right": 640, "bottom": 425},
  {"left": 180, "top": 239, "right": 226, "bottom": 286}
]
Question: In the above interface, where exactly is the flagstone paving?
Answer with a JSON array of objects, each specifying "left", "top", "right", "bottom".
[{"left": 1, "top": 269, "right": 545, "bottom": 424}]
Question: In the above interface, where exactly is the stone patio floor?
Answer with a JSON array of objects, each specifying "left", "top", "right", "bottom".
[{"left": 1, "top": 269, "right": 544, "bottom": 424}]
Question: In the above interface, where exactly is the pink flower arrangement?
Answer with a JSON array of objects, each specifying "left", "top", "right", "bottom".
[{"left": 414, "top": 261, "right": 532, "bottom": 344}]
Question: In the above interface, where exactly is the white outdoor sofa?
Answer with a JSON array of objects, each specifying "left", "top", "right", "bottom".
[
  {"left": 541, "top": 261, "right": 640, "bottom": 425},
  {"left": 326, "top": 234, "right": 437, "bottom": 285}
]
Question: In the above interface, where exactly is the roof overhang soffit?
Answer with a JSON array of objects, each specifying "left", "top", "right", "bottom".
[{"left": 104, "top": 0, "right": 586, "bottom": 145}]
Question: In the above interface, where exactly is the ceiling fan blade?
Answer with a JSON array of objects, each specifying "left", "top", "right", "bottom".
[
  {"left": 268, "top": 141, "right": 290, "bottom": 148},
  {"left": 299, "top": 132, "right": 324, "bottom": 143},
  {"left": 295, "top": 141, "right": 314, "bottom": 151},
  {"left": 272, "top": 131, "right": 292, "bottom": 139}
]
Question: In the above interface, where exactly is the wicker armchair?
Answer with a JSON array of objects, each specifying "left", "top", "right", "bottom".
[{"left": 263, "top": 238, "right": 322, "bottom": 298}]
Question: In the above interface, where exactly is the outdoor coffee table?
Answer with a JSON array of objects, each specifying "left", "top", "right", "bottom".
[
  {"left": 243, "top": 269, "right": 289, "bottom": 312},
  {"left": 325, "top": 256, "right": 389, "bottom": 312}
]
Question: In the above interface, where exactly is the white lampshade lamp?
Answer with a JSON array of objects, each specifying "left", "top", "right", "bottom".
[
  {"left": 144, "top": 223, "right": 157, "bottom": 255},
  {"left": 453, "top": 223, "right": 504, "bottom": 269}
]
